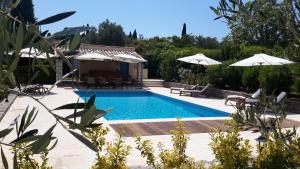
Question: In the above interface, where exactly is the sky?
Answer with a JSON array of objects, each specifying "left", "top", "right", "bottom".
[{"left": 33, "top": 0, "right": 230, "bottom": 40}]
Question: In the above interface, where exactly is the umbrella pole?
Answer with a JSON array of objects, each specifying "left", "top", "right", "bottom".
[{"left": 258, "top": 63, "right": 267, "bottom": 109}]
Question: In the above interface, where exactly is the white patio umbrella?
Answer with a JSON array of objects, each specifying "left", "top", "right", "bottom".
[
  {"left": 230, "top": 53, "right": 295, "bottom": 91},
  {"left": 10, "top": 47, "right": 56, "bottom": 59},
  {"left": 74, "top": 52, "right": 112, "bottom": 61},
  {"left": 111, "top": 53, "right": 147, "bottom": 63},
  {"left": 230, "top": 53, "right": 294, "bottom": 67},
  {"left": 177, "top": 53, "right": 222, "bottom": 66}
]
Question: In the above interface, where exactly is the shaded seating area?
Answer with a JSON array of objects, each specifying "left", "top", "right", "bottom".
[
  {"left": 68, "top": 45, "right": 146, "bottom": 89},
  {"left": 179, "top": 84, "right": 210, "bottom": 97},
  {"left": 84, "top": 72, "right": 135, "bottom": 88}
]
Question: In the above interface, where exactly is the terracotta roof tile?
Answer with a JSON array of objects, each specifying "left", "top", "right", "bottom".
[{"left": 75, "top": 43, "right": 144, "bottom": 59}]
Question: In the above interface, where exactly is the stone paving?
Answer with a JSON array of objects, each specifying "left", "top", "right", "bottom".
[
  {"left": 0, "top": 90, "right": 18, "bottom": 121},
  {"left": 1, "top": 86, "right": 299, "bottom": 169}
]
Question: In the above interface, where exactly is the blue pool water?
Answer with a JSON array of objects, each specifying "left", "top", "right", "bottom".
[{"left": 75, "top": 91, "right": 229, "bottom": 121}]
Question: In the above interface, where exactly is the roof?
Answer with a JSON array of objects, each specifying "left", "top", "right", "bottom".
[{"left": 73, "top": 43, "right": 144, "bottom": 60}]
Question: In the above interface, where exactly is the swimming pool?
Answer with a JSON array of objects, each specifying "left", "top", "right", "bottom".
[{"left": 75, "top": 91, "right": 229, "bottom": 121}]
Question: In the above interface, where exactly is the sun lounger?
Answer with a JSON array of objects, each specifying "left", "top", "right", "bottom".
[
  {"left": 170, "top": 84, "right": 199, "bottom": 93},
  {"left": 225, "top": 88, "right": 262, "bottom": 105},
  {"left": 275, "top": 92, "right": 287, "bottom": 104},
  {"left": 179, "top": 84, "right": 210, "bottom": 97},
  {"left": 245, "top": 91, "right": 287, "bottom": 109}
]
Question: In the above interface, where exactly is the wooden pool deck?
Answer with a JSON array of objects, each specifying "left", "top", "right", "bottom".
[{"left": 110, "top": 119, "right": 300, "bottom": 137}]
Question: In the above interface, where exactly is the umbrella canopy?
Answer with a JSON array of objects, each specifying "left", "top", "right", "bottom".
[
  {"left": 74, "top": 52, "right": 112, "bottom": 61},
  {"left": 230, "top": 53, "right": 294, "bottom": 67},
  {"left": 111, "top": 53, "right": 147, "bottom": 63},
  {"left": 177, "top": 53, "right": 221, "bottom": 65},
  {"left": 10, "top": 48, "right": 56, "bottom": 59}
]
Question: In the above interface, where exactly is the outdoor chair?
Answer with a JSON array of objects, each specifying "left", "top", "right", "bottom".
[
  {"left": 114, "top": 78, "right": 123, "bottom": 88},
  {"left": 274, "top": 91, "right": 287, "bottom": 104},
  {"left": 123, "top": 77, "right": 133, "bottom": 88},
  {"left": 22, "top": 84, "right": 48, "bottom": 94},
  {"left": 97, "top": 77, "right": 109, "bottom": 87},
  {"left": 179, "top": 84, "right": 210, "bottom": 97},
  {"left": 245, "top": 91, "right": 287, "bottom": 108},
  {"left": 86, "top": 77, "right": 96, "bottom": 87},
  {"left": 170, "top": 84, "right": 199, "bottom": 93},
  {"left": 225, "top": 88, "right": 262, "bottom": 105}
]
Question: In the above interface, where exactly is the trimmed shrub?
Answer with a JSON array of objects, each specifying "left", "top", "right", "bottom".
[
  {"left": 206, "top": 60, "right": 243, "bottom": 90},
  {"left": 210, "top": 127, "right": 253, "bottom": 169},
  {"left": 159, "top": 51, "right": 178, "bottom": 81},
  {"left": 254, "top": 140, "right": 300, "bottom": 169},
  {"left": 15, "top": 65, "right": 56, "bottom": 84},
  {"left": 242, "top": 67, "right": 260, "bottom": 92},
  {"left": 262, "top": 66, "right": 293, "bottom": 94},
  {"left": 242, "top": 65, "right": 294, "bottom": 94}
]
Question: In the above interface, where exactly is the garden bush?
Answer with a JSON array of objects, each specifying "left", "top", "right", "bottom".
[
  {"left": 206, "top": 60, "right": 243, "bottom": 90},
  {"left": 210, "top": 127, "right": 253, "bottom": 169},
  {"left": 135, "top": 120, "right": 206, "bottom": 169},
  {"left": 261, "top": 66, "right": 293, "bottom": 94},
  {"left": 15, "top": 65, "right": 56, "bottom": 84},
  {"left": 254, "top": 140, "right": 300, "bottom": 169},
  {"left": 242, "top": 67, "right": 260, "bottom": 92},
  {"left": 159, "top": 51, "right": 178, "bottom": 81}
]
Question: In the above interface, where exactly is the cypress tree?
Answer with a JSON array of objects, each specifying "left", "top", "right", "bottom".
[
  {"left": 132, "top": 29, "right": 137, "bottom": 39},
  {"left": 128, "top": 31, "right": 132, "bottom": 38},
  {"left": 11, "top": 0, "right": 36, "bottom": 23},
  {"left": 181, "top": 23, "right": 187, "bottom": 37}
]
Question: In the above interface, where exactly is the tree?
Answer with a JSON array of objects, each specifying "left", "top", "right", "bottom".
[
  {"left": 132, "top": 29, "right": 137, "bottom": 39},
  {"left": 11, "top": 0, "right": 36, "bottom": 23},
  {"left": 128, "top": 31, "right": 132, "bottom": 38},
  {"left": 210, "top": 0, "right": 300, "bottom": 55},
  {"left": 181, "top": 23, "right": 187, "bottom": 37},
  {"left": 98, "top": 19, "right": 126, "bottom": 46},
  {"left": 82, "top": 26, "right": 98, "bottom": 44},
  {"left": 195, "top": 35, "right": 219, "bottom": 49}
]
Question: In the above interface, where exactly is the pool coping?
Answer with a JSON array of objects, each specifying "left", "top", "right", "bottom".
[{"left": 74, "top": 88, "right": 235, "bottom": 124}]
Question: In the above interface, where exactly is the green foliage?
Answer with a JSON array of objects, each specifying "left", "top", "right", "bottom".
[
  {"left": 84, "top": 126, "right": 131, "bottom": 169},
  {"left": 262, "top": 66, "right": 293, "bottom": 94},
  {"left": 229, "top": 84, "right": 300, "bottom": 168},
  {"left": 254, "top": 140, "right": 300, "bottom": 169},
  {"left": 210, "top": 127, "right": 253, "bottom": 169},
  {"left": 206, "top": 60, "right": 242, "bottom": 90},
  {"left": 11, "top": 0, "right": 36, "bottom": 24},
  {"left": 135, "top": 120, "right": 206, "bottom": 169},
  {"left": 132, "top": 29, "right": 137, "bottom": 40},
  {"left": 242, "top": 67, "right": 260, "bottom": 92},
  {"left": 15, "top": 65, "right": 55, "bottom": 84},
  {"left": 181, "top": 23, "right": 187, "bottom": 37},
  {"left": 12, "top": 144, "right": 52, "bottom": 169},
  {"left": 97, "top": 19, "right": 126, "bottom": 46},
  {"left": 159, "top": 51, "right": 178, "bottom": 81}
]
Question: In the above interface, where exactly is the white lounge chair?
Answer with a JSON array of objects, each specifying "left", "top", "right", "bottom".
[
  {"left": 225, "top": 88, "right": 262, "bottom": 105},
  {"left": 245, "top": 91, "right": 287, "bottom": 107},
  {"left": 170, "top": 84, "right": 199, "bottom": 93},
  {"left": 274, "top": 92, "right": 287, "bottom": 104},
  {"left": 179, "top": 84, "right": 210, "bottom": 97}
]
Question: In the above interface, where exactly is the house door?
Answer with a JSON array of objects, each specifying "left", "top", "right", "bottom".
[{"left": 120, "top": 63, "right": 129, "bottom": 77}]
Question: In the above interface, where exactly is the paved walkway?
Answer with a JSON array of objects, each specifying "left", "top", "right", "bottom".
[{"left": 1, "top": 86, "right": 299, "bottom": 169}]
